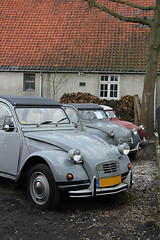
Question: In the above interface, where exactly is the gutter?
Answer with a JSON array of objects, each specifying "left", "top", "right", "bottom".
[
  {"left": 40, "top": 72, "right": 43, "bottom": 97},
  {"left": 1, "top": 67, "right": 160, "bottom": 75}
]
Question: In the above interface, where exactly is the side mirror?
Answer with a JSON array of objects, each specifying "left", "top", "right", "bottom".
[
  {"left": 72, "top": 121, "right": 78, "bottom": 128},
  {"left": 3, "top": 122, "right": 14, "bottom": 132}
]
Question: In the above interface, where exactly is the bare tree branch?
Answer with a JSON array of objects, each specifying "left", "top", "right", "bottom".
[
  {"left": 84, "top": 0, "right": 154, "bottom": 27},
  {"left": 108, "top": 0, "right": 155, "bottom": 11}
]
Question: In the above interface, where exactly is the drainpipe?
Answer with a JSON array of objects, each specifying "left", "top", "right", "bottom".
[{"left": 40, "top": 72, "right": 43, "bottom": 97}]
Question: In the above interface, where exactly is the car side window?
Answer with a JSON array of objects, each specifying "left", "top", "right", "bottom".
[
  {"left": 0, "top": 104, "right": 14, "bottom": 130},
  {"left": 65, "top": 107, "right": 78, "bottom": 123},
  {"left": 79, "top": 110, "right": 95, "bottom": 120}
]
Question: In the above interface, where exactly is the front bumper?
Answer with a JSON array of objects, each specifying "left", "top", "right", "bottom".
[
  {"left": 69, "top": 170, "right": 132, "bottom": 198},
  {"left": 118, "top": 134, "right": 140, "bottom": 153},
  {"left": 129, "top": 142, "right": 140, "bottom": 153}
]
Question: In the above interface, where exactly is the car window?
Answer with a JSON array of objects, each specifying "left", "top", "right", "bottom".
[
  {"left": 0, "top": 104, "right": 14, "bottom": 130},
  {"left": 79, "top": 110, "right": 107, "bottom": 120},
  {"left": 16, "top": 107, "right": 69, "bottom": 125},
  {"left": 105, "top": 110, "right": 117, "bottom": 119},
  {"left": 65, "top": 107, "right": 78, "bottom": 123}
]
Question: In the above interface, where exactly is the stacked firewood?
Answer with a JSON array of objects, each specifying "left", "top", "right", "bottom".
[
  {"left": 59, "top": 92, "right": 134, "bottom": 122},
  {"left": 59, "top": 92, "right": 102, "bottom": 104},
  {"left": 116, "top": 95, "right": 134, "bottom": 122}
]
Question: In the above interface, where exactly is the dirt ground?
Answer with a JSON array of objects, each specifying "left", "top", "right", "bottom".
[{"left": 0, "top": 141, "right": 159, "bottom": 240}]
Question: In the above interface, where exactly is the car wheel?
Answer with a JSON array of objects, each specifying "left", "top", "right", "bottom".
[
  {"left": 27, "top": 164, "right": 60, "bottom": 210},
  {"left": 129, "top": 151, "right": 137, "bottom": 160}
]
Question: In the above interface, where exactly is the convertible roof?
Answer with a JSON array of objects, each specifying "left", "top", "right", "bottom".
[
  {"left": 67, "top": 103, "right": 103, "bottom": 110},
  {"left": 100, "top": 105, "right": 113, "bottom": 111},
  {"left": 0, "top": 95, "right": 61, "bottom": 107}
]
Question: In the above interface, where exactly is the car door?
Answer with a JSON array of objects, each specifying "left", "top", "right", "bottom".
[{"left": 0, "top": 103, "right": 21, "bottom": 177}]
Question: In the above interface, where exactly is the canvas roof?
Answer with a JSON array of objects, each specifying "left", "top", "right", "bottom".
[{"left": 0, "top": 95, "right": 60, "bottom": 106}]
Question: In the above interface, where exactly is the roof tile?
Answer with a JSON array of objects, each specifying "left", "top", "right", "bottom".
[{"left": 0, "top": 0, "right": 157, "bottom": 72}]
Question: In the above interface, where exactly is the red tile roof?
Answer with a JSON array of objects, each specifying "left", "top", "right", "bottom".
[{"left": 0, "top": 0, "right": 157, "bottom": 72}]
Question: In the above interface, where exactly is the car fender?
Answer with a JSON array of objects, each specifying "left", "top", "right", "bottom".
[
  {"left": 83, "top": 125, "right": 116, "bottom": 145},
  {"left": 22, "top": 150, "right": 89, "bottom": 183}
]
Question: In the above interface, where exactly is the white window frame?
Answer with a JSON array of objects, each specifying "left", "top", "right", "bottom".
[{"left": 99, "top": 75, "right": 120, "bottom": 100}]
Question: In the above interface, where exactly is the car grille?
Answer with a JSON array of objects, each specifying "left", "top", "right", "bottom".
[
  {"left": 103, "top": 162, "right": 117, "bottom": 173},
  {"left": 96, "top": 161, "right": 120, "bottom": 178},
  {"left": 119, "top": 137, "right": 133, "bottom": 145}
]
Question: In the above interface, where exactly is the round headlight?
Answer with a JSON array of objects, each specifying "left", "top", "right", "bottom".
[
  {"left": 132, "top": 128, "right": 137, "bottom": 135},
  {"left": 108, "top": 130, "right": 114, "bottom": 137},
  {"left": 139, "top": 125, "right": 144, "bottom": 130},
  {"left": 68, "top": 149, "right": 82, "bottom": 163},
  {"left": 118, "top": 143, "right": 130, "bottom": 155}
]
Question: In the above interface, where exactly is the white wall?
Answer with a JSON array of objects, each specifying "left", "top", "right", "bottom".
[
  {"left": 42, "top": 73, "right": 99, "bottom": 100},
  {"left": 0, "top": 72, "right": 40, "bottom": 97},
  {"left": 0, "top": 71, "right": 159, "bottom": 107},
  {"left": 120, "top": 74, "right": 145, "bottom": 99},
  {"left": 49, "top": 73, "right": 145, "bottom": 101}
]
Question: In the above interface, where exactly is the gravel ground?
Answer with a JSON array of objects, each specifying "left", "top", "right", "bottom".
[{"left": 0, "top": 141, "right": 159, "bottom": 240}]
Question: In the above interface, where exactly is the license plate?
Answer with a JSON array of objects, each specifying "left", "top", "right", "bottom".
[{"left": 96, "top": 175, "right": 121, "bottom": 188}]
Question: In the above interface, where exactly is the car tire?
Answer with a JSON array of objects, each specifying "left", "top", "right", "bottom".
[
  {"left": 27, "top": 164, "right": 60, "bottom": 210},
  {"left": 129, "top": 151, "right": 137, "bottom": 160}
]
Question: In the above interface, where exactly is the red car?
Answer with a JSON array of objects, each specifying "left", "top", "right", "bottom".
[{"left": 101, "top": 105, "right": 146, "bottom": 143}]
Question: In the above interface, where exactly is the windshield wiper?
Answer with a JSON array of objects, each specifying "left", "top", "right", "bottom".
[
  {"left": 37, "top": 120, "right": 53, "bottom": 127},
  {"left": 37, "top": 117, "right": 68, "bottom": 127},
  {"left": 56, "top": 117, "right": 68, "bottom": 126}
]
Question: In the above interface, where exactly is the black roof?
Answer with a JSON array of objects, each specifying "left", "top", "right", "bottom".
[
  {"left": 0, "top": 95, "right": 61, "bottom": 107},
  {"left": 67, "top": 103, "right": 103, "bottom": 110}
]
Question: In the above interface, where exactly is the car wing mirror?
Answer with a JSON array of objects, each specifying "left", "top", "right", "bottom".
[
  {"left": 72, "top": 121, "right": 79, "bottom": 128},
  {"left": 3, "top": 123, "right": 15, "bottom": 132}
]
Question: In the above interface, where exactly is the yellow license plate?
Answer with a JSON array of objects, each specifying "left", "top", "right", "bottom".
[{"left": 96, "top": 175, "right": 121, "bottom": 188}]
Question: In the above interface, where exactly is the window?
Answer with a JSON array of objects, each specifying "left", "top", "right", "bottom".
[
  {"left": 16, "top": 107, "right": 69, "bottom": 125},
  {"left": 79, "top": 82, "right": 86, "bottom": 87},
  {"left": 64, "top": 107, "right": 78, "bottom": 123},
  {"left": 0, "top": 104, "right": 14, "bottom": 130},
  {"left": 23, "top": 74, "right": 35, "bottom": 91},
  {"left": 99, "top": 75, "right": 119, "bottom": 99}
]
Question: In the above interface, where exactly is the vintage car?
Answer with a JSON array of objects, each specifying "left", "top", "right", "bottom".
[
  {"left": 0, "top": 96, "right": 132, "bottom": 210},
  {"left": 101, "top": 105, "right": 146, "bottom": 143},
  {"left": 63, "top": 103, "right": 141, "bottom": 156}
]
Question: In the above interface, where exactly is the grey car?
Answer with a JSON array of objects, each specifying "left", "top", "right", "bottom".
[
  {"left": 63, "top": 103, "right": 141, "bottom": 155},
  {"left": 0, "top": 96, "right": 132, "bottom": 210}
]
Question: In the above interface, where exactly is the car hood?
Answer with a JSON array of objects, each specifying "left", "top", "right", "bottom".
[
  {"left": 24, "top": 130, "right": 121, "bottom": 180},
  {"left": 110, "top": 118, "right": 138, "bottom": 130},
  {"left": 82, "top": 119, "right": 132, "bottom": 137},
  {"left": 24, "top": 130, "right": 117, "bottom": 160}
]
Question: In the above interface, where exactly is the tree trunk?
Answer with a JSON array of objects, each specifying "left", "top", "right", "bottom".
[
  {"left": 134, "top": 94, "right": 141, "bottom": 125},
  {"left": 141, "top": 0, "right": 160, "bottom": 139}
]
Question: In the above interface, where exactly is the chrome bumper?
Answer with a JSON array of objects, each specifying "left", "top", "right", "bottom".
[
  {"left": 69, "top": 171, "right": 132, "bottom": 198},
  {"left": 129, "top": 142, "right": 140, "bottom": 153}
]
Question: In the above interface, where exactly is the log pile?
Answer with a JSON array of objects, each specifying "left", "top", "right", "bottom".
[
  {"left": 59, "top": 92, "right": 101, "bottom": 104},
  {"left": 59, "top": 92, "right": 134, "bottom": 122},
  {"left": 116, "top": 95, "right": 134, "bottom": 122}
]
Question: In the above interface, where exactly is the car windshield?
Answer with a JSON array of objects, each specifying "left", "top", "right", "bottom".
[
  {"left": 15, "top": 107, "right": 69, "bottom": 125},
  {"left": 79, "top": 110, "right": 107, "bottom": 120}
]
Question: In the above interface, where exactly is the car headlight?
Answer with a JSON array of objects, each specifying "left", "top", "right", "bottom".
[
  {"left": 139, "top": 125, "right": 144, "bottom": 130},
  {"left": 108, "top": 130, "right": 114, "bottom": 137},
  {"left": 132, "top": 128, "right": 137, "bottom": 135},
  {"left": 118, "top": 143, "right": 130, "bottom": 155},
  {"left": 68, "top": 148, "right": 83, "bottom": 163}
]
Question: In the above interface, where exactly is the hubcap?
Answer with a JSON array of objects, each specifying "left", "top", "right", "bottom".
[{"left": 30, "top": 172, "right": 50, "bottom": 205}]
